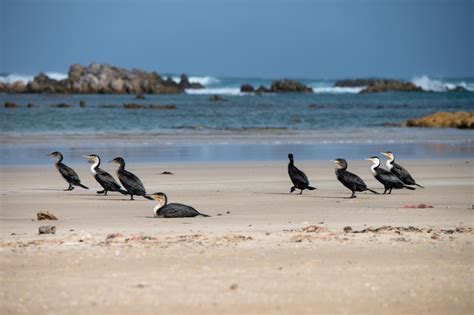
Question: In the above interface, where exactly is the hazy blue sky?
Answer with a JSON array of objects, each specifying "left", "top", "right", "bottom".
[{"left": 1, "top": 0, "right": 472, "bottom": 78}]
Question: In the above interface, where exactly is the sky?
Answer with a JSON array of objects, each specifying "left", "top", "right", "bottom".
[{"left": 1, "top": 0, "right": 473, "bottom": 79}]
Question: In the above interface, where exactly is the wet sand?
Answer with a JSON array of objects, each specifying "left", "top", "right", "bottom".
[{"left": 0, "top": 160, "right": 473, "bottom": 314}]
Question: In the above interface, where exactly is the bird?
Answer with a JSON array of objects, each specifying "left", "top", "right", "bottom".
[
  {"left": 83, "top": 154, "right": 128, "bottom": 196},
  {"left": 366, "top": 156, "right": 416, "bottom": 194},
  {"left": 48, "top": 151, "right": 89, "bottom": 191},
  {"left": 109, "top": 157, "right": 153, "bottom": 200},
  {"left": 287, "top": 153, "right": 316, "bottom": 194},
  {"left": 151, "top": 192, "right": 210, "bottom": 218},
  {"left": 333, "top": 158, "right": 378, "bottom": 198},
  {"left": 381, "top": 151, "right": 424, "bottom": 188}
]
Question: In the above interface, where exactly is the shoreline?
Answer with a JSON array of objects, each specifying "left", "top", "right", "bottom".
[{"left": 1, "top": 160, "right": 472, "bottom": 314}]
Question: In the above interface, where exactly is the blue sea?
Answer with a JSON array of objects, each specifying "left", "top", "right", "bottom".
[{"left": 1, "top": 74, "right": 473, "bottom": 165}]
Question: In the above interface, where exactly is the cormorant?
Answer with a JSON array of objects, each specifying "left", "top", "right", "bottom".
[
  {"left": 151, "top": 192, "right": 210, "bottom": 218},
  {"left": 287, "top": 153, "right": 316, "bottom": 194},
  {"left": 83, "top": 154, "right": 128, "bottom": 196},
  {"left": 366, "top": 156, "right": 416, "bottom": 194},
  {"left": 110, "top": 157, "right": 153, "bottom": 200},
  {"left": 381, "top": 151, "right": 424, "bottom": 188},
  {"left": 48, "top": 151, "right": 89, "bottom": 191},
  {"left": 333, "top": 158, "right": 378, "bottom": 198}
]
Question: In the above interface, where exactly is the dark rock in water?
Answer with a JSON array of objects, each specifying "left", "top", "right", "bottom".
[
  {"left": 123, "top": 103, "right": 145, "bottom": 109},
  {"left": 406, "top": 111, "right": 474, "bottom": 129},
  {"left": 27, "top": 103, "right": 35, "bottom": 108},
  {"left": 0, "top": 82, "right": 5, "bottom": 92},
  {"left": 178, "top": 74, "right": 204, "bottom": 89},
  {"left": 240, "top": 84, "right": 255, "bottom": 93},
  {"left": 383, "top": 122, "right": 401, "bottom": 127},
  {"left": 160, "top": 171, "right": 174, "bottom": 175},
  {"left": 38, "top": 225, "right": 56, "bottom": 234},
  {"left": 209, "top": 95, "right": 226, "bottom": 101},
  {"left": 270, "top": 79, "right": 313, "bottom": 93},
  {"left": 335, "top": 78, "right": 423, "bottom": 93},
  {"left": 255, "top": 85, "right": 270, "bottom": 94},
  {"left": 361, "top": 80, "right": 422, "bottom": 93},
  {"left": 334, "top": 79, "right": 380, "bottom": 87},
  {"left": 343, "top": 226, "right": 353, "bottom": 233},
  {"left": 308, "top": 104, "right": 324, "bottom": 109},
  {"left": 51, "top": 103, "right": 72, "bottom": 108},
  {"left": 99, "top": 104, "right": 120, "bottom": 108},
  {"left": 4, "top": 101, "right": 17, "bottom": 108},
  {"left": 148, "top": 104, "right": 177, "bottom": 110},
  {"left": 447, "top": 86, "right": 468, "bottom": 93},
  {"left": 79, "top": 100, "right": 86, "bottom": 107},
  {"left": 135, "top": 94, "right": 146, "bottom": 99},
  {"left": 37, "top": 211, "right": 58, "bottom": 220}
]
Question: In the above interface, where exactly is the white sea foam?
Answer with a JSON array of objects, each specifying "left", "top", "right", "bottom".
[
  {"left": 0, "top": 72, "right": 68, "bottom": 84},
  {"left": 312, "top": 86, "right": 365, "bottom": 94},
  {"left": 171, "top": 75, "right": 220, "bottom": 86},
  {"left": 185, "top": 87, "right": 243, "bottom": 95},
  {"left": 411, "top": 75, "right": 474, "bottom": 92}
]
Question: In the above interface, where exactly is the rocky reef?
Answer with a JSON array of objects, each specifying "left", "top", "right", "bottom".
[
  {"left": 240, "top": 79, "right": 312, "bottom": 93},
  {"left": 0, "top": 63, "right": 203, "bottom": 94},
  {"left": 335, "top": 78, "right": 422, "bottom": 93},
  {"left": 406, "top": 111, "right": 474, "bottom": 129}
]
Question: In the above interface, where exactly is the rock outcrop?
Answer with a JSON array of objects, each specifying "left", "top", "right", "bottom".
[
  {"left": 1, "top": 63, "right": 204, "bottom": 94},
  {"left": 270, "top": 80, "right": 313, "bottom": 93},
  {"left": 178, "top": 74, "right": 204, "bottom": 89},
  {"left": 406, "top": 111, "right": 474, "bottom": 129},
  {"left": 240, "top": 80, "right": 312, "bottom": 94},
  {"left": 335, "top": 78, "right": 422, "bottom": 93}
]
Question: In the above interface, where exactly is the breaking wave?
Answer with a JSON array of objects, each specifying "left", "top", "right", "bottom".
[
  {"left": 0, "top": 72, "right": 68, "bottom": 84},
  {"left": 171, "top": 75, "right": 220, "bottom": 86},
  {"left": 411, "top": 75, "right": 474, "bottom": 92},
  {"left": 185, "top": 87, "right": 243, "bottom": 95}
]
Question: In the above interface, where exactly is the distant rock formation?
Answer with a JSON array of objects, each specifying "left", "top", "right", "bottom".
[
  {"left": 335, "top": 79, "right": 422, "bottom": 93},
  {"left": 406, "top": 111, "right": 474, "bottom": 129},
  {"left": 1, "top": 63, "right": 203, "bottom": 94},
  {"left": 240, "top": 80, "right": 312, "bottom": 93}
]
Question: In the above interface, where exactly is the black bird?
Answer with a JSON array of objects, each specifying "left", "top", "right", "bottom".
[
  {"left": 381, "top": 151, "right": 424, "bottom": 188},
  {"left": 366, "top": 156, "right": 416, "bottom": 194},
  {"left": 110, "top": 157, "right": 153, "bottom": 200},
  {"left": 333, "top": 158, "right": 378, "bottom": 198},
  {"left": 49, "top": 151, "right": 89, "bottom": 191},
  {"left": 151, "top": 192, "right": 210, "bottom": 218},
  {"left": 287, "top": 153, "right": 316, "bottom": 194},
  {"left": 83, "top": 154, "right": 128, "bottom": 196}
]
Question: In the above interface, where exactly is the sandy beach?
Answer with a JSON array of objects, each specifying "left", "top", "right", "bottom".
[{"left": 0, "top": 159, "right": 472, "bottom": 314}]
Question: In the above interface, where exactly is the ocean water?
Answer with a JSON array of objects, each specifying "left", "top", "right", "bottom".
[{"left": 1, "top": 74, "right": 473, "bottom": 164}]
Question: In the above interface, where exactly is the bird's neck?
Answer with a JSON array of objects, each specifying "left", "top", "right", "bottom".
[
  {"left": 117, "top": 162, "right": 125, "bottom": 171},
  {"left": 90, "top": 159, "right": 100, "bottom": 175},
  {"left": 370, "top": 162, "right": 379, "bottom": 175},
  {"left": 153, "top": 197, "right": 167, "bottom": 217},
  {"left": 386, "top": 158, "right": 394, "bottom": 170}
]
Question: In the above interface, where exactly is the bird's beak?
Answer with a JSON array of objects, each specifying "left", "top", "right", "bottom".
[
  {"left": 109, "top": 160, "right": 115, "bottom": 163},
  {"left": 332, "top": 160, "right": 338, "bottom": 163},
  {"left": 364, "top": 158, "right": 371, "bottom": 161},
  {"left": 381, "top": 152, "right": 388, "bottom": 156},
  {"left": 82, "top": 155, "right": 90, "bottom": 159}
]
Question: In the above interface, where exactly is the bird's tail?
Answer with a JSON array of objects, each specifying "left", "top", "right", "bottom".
[
  {"left": 367, "top": 188, "right": 379, "bottom": 194},
  {"left": 198, "top": 212, "right": 211, "bottom": 217},
  {"left": 118, "top": 189, "right": 129, "bottom": 195},
  {"left": 144, "top": 195, "right": 154, "bottom": 200},
  {"left": 404, "top": 185, "right": 416, "bottom": 190},
  {"left": 307, "top": 186, "right": 317, "bottom": 190},
  {"left": 78, "top": 183, "right": 89, "bottom": 189},
  {"left": 415, "top": 183, "right": 424, "bottom": 189}
]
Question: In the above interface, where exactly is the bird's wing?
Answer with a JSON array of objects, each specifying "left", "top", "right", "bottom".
[
  {"left": 96, "top": 169, "right": 120, "bottom": 185},
  {"left": 393, "top": 163, "right": 415, "bottom": 182},
  {"left": 161, "top": 204, "right": 197, "bottom": 218},
  {"left": 379, "top": 168, "right": 403, "bottom": 183},
  {"left": 289, "top": 166, "right": 309, "bottom": 184},
  {"left": 120, "top": 170, "right": 146, "bottom": 194},
  {"left": 58, "top": 163, "right": 80, "bottom": 183},
  {"left": 344, "top": 171, "right": 366, "bottom": 187}
]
